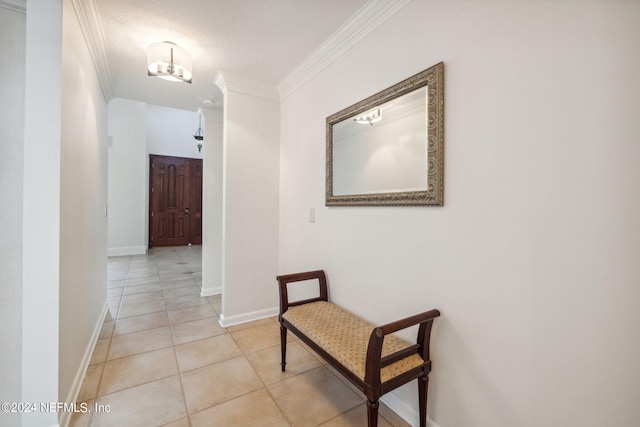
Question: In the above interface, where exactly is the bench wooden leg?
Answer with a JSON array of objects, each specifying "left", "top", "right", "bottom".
[
  {"left": 419, "top": 376, "right": 428, "bottom": 427},
  {"left": 366, "top": 399, "right": 379, "bottom": 427},
  {"left": 280, "top": 325, "right": 287, "bottom": 372}
]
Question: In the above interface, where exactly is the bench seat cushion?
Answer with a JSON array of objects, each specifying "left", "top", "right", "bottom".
[{"left": 282, "top": 301, "right": 423, "bottom": 383}]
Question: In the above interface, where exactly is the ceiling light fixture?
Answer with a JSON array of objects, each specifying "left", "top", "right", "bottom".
[
  {"left": 147, "top": 41, "right": 192, "bottom": 84},
  {"left": 354, "top": 108, "right": 382, "bottom": 125}
]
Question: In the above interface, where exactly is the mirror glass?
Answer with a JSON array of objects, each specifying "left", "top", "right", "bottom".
[
  {"left": 332, "top": 87, "right": 428, "bottom": 196},
  {"left": 326, "top": 62, "right": 444, "bottom": 206}
]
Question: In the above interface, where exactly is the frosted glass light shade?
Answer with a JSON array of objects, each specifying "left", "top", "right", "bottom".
[{"left": 147, "top": 41, "right": 192, "bottom": 84}]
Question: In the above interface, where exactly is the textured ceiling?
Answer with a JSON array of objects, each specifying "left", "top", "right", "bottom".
[{"left": 94, "top": 0, "right": 369, "bottom": 111}]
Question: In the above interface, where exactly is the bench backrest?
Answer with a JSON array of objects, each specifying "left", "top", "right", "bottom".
[{"left": 276, "top": 269, "right": 329, "bottom": 316}]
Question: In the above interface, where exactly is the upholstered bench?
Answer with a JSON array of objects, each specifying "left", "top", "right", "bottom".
[{"left": 277, "top": 270, "right": 440, "bottom": 427}]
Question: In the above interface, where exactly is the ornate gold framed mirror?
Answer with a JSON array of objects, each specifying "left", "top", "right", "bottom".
[{"left": 326, "top": 62, "right": 444, "bottom": 206}]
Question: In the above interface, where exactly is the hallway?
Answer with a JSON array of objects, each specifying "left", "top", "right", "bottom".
[{"left": 70, "top": 247, "right": 409, "bottom": 426}]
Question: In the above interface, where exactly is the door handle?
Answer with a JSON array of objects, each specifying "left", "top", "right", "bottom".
[{"left": 185, "top": 207, "right": 190, "bottom": 215}]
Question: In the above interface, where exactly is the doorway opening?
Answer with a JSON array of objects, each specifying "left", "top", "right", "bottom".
[{"left": 149, "top": 154, "right": 203, "bottom": 248}]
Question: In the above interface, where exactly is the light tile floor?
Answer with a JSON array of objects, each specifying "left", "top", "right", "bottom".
[{"left": 71, "top": 246, "right": 409, "bottom": 427}]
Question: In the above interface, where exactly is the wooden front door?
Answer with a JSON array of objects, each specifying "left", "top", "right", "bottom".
[{"left": 149, "top": 155, "right": 203, "bottom": 247}]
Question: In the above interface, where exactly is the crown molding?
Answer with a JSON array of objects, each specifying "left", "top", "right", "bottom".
[
  {"left": 70, "top": 0, "right": 115, "bottom": 101},
  {"left": 277, "top": 0, "right": 413, "bottom": 100},
  {"left": 215, "top": 71, "right": 279, "bottom": 102},
  {"left": 0, "top": 0, "right": 25, "bottom": 13}
]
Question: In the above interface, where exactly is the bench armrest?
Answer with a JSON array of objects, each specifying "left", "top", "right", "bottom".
[
  {"left": 365, "top": 309, "right": 441, "bottom": 387},
  {"left": 276, "top": 270, "right": 328, "bottom": 316}
]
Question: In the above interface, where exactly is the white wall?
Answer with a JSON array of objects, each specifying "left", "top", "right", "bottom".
[
  {"left": 279, "top": 1, "right": 640, "bottom": 426},
  {"left": 219, "top": 87, "right": 280, "bottom": 324},
  {"left": 0, "top": 5, "right": 25, "bottom": 427},
  {"left": 146, "top": 103, "right": 204, "bottom": 159},
  {"left": 59, "top": 0, "right": 109, "bottom": 417},
  {"left": 107, "top": 98, "right": 148, "bottom": 255},
  {"left": 202, "top": 111, "right": 224, "bottom": 296},
  {"left": 22, "top": 0, "right": 62, "bottom": 425}
]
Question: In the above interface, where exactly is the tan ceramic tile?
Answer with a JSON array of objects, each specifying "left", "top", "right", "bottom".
[
  {"left": 117, "top": 300, "right": 165, "bottom": 319},
  {"left": 108, "top": 261, "right": 129, "bottom": 268},
  {"left": 159, "top": 272, "right": 193, "bottom": 282},
  {"left": 89, "top": 339, "right": 110, "bottom": 365},
  {"left": 267, "top": 367, "right": 363, "bottom": 427},
  {"left": 155, "top": 261, "right": 178, "bottom": 268},
  {"left": 129, "top": 257, "right": 154, "bottom": 263},
  {"left": 107, "top": 287, "right": 123, "bottom": 298},
  {"left": 126, "top": 270, "right": 158, "bottom": 280},
  {"left": 246, "top": 340, "right": 322, "bottom": 385},
  {"left": 109, "top": 263, "right": 129, "bottom": 269},
  {"left": 190, "top": 388, "right": 290, "bottom": 427},
  {"left": 123, "top": 283, "right": 162, "bottom": 295},
  {"left": 120, "top": 290, "right": 164, "bottom": 306},
  {"left": 326, "top": 365, "right": 366, "bottom": 397},
  {"left": 175, "top": 334, "right": 242, "bottom": 372},
  {"left": 99, "top": 320, "right": 114, "bottom": 340},
  {"left": 99, "top": 347, "right": 178, "bottom": 395},
  {"left": 128, "top": 264, "right": 157, "bottom": 271},
  {"left": 158, "top": 272, "right": 187, "bottom": 281},
  {"left": 107, "top": 304, "right": 119, "bottom": 320},
  {"left": 171, "top": 317, "right": 226, "bottom": 345},
  {"left": 318, "top": 404, "right": 393, "bottom": 427},
  {"left": 109, "top": 270, "right": 127, "bottom": 280},
  {"left": 107, "top": 327, "right": 172, "bottom": 360},
  {"left": 379, "top": 402, "right": 411, "bottom": 427},
  {"left": 158, "top": 263, "right": 185, "bottom": 271},
  {"left": 108, "top": 280, "right": 126, "bottom": 289},
  {"left": 103, "top": 310, "right": 116, "bottom": 323},
  {"left": 206, "top": 294, "right": 221, "bottom": 303},
  {"left": 162, "top": 285, "right": 201, "bottom": 300},
  {"left": 208, "top": 295, "right": 222, "bottom": 313},
  {"left": 181, "top": 356, "right": 263, "bottom": 414},
  {"left": 77, "top": 363, "right": 103, "bottom": 402},
  {"left": 297, "top": 340, "right": 329, "bottom": 366},
  {"left": 113, "top": 311, "right": 169, "bottom": 336},
  {"left": 164, "top": 294, "right": 209, "bottom": 311},
  {"left": 160, "top": 418, "right": 190, "bottom": 427},
  {"left": 126, "top": 276, "right": 160, "bottom": 286},
  {"left": 161, "top": 278, "right": 197, "bottom": 289},
  {"left": 91, "top": 376, "right": 186, "bottom": 427},
  {"left": 227, "top": 317, "right": 274, "bottom": 332},
  {"left": 167, "top": 304, "right": 216, "bottom": 325},
  {"left": 230, "top": 322, "right": 291, "bottom": 354}
]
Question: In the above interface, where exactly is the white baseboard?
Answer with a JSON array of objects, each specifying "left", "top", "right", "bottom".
[
  {"left": 200, "top": 286, "right": 222, "bottom": 297},
  {"left": 381, "top": 390, "right": 440, "bottom": 427},
  {"left": 218, "top": 306, "right": 279, "bottom": 328},
  {"left": 107, "top": 246, "right": 147, "bottom": 257},
  {"left": 58, "top": 302, "right": 108, "bottom": 427}
]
